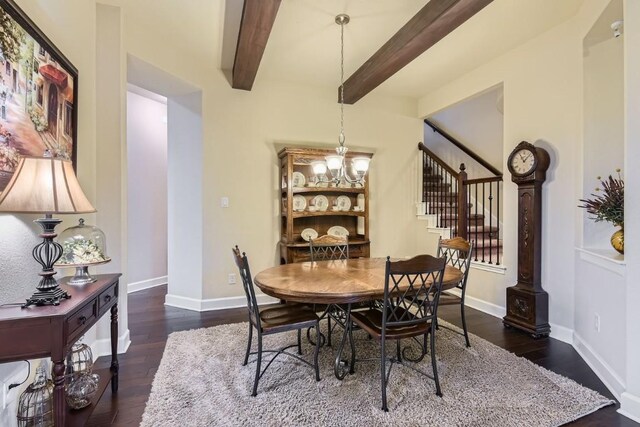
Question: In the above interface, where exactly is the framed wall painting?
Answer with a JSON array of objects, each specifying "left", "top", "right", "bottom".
[{"left": 0, "top": 0, "right": 78, "bottom": 192}]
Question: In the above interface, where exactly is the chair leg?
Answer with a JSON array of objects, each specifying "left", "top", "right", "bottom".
[
  {"left": 297, "top": 329, "right": 302, "bottom": 355},
  {"left": 430, "top": 330, "right": 442, "bottom": 397},
  {"left": 396, "top": 339, "right": 402, "bottom": 362},
  {"left": 327, "top": 316, "right": 332, "bottom": 347},
  {"left": 243, "top": 324, "right": 253, "bottom": 366},
  {"left": 314, "top": 323, "right": 321, "bottom": 381},
  {"left": 381, "top": 338, "right": 388, "bottom": 412},
  {"left": 252, "top": 333, "right": 263, "bottom": 397},
  {"left": 460, "top": 302, "right": 470, "bottom": 348},
  {"left": 348, "top": 315, "right": 355, "bottom": 374}
]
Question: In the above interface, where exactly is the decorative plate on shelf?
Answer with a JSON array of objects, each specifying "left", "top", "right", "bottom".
[
  {"left": 335, "top": 195, "right": 351, "bottom": 211},
  {"left": 292, "top": 171, "right": 306, "bottom": 188},
  {"left": 293, "top": 195, "right": 307, "bottom": 211},
  {"left": 301, "top": 228, "right": 318, "bottom": 242},
  {"left": 312, "top": 195, "right": 329, "bottom": 211},
  {"left": 328, "top": 225, "right": 349, "bottom": 238}
]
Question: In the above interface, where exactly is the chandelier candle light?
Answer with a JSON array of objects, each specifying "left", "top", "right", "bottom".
[{"left": 312, "top": 14, "right": 370, "bottom": 188}]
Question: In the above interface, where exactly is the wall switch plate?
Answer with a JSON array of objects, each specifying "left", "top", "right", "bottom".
[
  {"left": 594, "top": 313, "right": 601, "bottom": 332},
  {"left": 221, "top": 197, "right": 229, "bottom": 208},
  {"left": 228, "top": 273, "right": 236, "bottom": 285}
]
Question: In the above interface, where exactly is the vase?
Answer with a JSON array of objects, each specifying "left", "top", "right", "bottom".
[{"left": 611, "top": 227, "right": 624, "bottom": 255}]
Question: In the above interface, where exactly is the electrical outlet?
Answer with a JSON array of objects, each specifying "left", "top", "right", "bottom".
[
  {"left": 221, "top": 197, "right": 229, "bottom": 208},
  {"left": 228, "top": 273, "right": 236, "bottom": 285},
  {"left": 1, "top": 362, "right": 29, "bottom": 410},
  {"left": 594, "top": 313, "right": 601, "bottom": 332}
]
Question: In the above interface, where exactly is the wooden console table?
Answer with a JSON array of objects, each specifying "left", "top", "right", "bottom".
[{"left": 0, "top": 274, "right": 121, "bottom": 426}]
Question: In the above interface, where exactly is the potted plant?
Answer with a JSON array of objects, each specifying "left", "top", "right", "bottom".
[{"left": 579, "top": 170, "right": 624, "bottom": 254}]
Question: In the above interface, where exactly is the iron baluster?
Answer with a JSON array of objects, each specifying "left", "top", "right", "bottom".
[
  {"left": 489, "top": 183, "right": 493, "bottom": 264},
  {"left": 474, "top": 183, "right": 478, "bottom": 261},
  {"left": 496, "top": 181, "right": 501, "bottom": 265}
]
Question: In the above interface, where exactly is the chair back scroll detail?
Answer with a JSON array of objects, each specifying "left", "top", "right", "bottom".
[
  {"left": 309, "top": 235, "right": 349, "bottom": 262},
  {"left": 382, "top": 255, "right": 446, "bottom": 330},
  {"left": 232, "top": 246, "right": 261, "bottom": 329}
]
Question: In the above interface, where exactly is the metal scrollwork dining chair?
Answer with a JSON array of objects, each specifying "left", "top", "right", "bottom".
[
  {"left": 349, "top": 254, "right": 447, "bottom": 411},
  {"left": 232, "top": 246, "right": 321, "bottom": 396},
  {"left": 307, "top": 234, "right": 349, "bottom": 346},
  {"left": 436, "top": 236, "right": 474, "bottom": 347},
  {"left": 310, "top": 234, "right": 349, "bottom": 262}
]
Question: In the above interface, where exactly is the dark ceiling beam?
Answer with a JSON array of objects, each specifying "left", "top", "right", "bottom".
[
  {"left": 341, "top": 0, "right": 493, "bottom": 104},
  {"left": 232, "top": 0, "right": 281, "bottom": 91}
]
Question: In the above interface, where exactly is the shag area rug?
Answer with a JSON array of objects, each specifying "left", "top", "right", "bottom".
[{"left": 141, "top": 321, "right": 613, "bottom": 427}]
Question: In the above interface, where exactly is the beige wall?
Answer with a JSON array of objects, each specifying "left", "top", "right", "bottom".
[
  {"left": 0, "top": 0, "right": 98, "bottom": 304},
  {"left": 96, "top": 1, "right": 423, "bottom": 302},
  {"left": 417, "top": 0, "right": 613, "bottom": 334}
]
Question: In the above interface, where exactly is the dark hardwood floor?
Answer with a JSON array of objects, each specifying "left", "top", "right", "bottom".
[{"left": 87, "top": 285, "right": 638, "bottom": 426}]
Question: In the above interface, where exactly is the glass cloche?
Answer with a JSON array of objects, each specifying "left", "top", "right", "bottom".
[{"left": 55, "top": 218, "right": 111, "bottom": 285}]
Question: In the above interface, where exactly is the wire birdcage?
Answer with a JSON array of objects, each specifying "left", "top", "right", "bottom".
[
  {"left": 65, "top": 338, "right": 94, "bottom": 377},
  {"left": 17, "top": 365, "right": 54, "bottom": 427}
]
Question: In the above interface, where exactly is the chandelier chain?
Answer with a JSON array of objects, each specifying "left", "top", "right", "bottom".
[{"left": 339, "top": 15, "right": 345, "bottom": 147}]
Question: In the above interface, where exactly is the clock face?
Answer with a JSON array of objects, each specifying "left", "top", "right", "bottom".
[{"left": 510, "top": 148, "right": 536, "bottom": 175}]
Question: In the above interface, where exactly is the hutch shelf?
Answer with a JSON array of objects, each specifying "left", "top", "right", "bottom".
[{"left": 278, "top": 147, "right": 372, "bottom": 264}]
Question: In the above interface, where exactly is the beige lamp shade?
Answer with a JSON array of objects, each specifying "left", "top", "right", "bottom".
[{"left": 0, "top": 156, "right": 95, "bottom": 214}]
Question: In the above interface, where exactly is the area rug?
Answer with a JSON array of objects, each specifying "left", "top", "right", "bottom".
[{"left": 141, "top": 321, "right": 613, "bottom": 427}]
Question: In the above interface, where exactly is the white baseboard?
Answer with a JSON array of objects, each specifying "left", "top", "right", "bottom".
[
  {"left": 470, "top": 261, "right": 507, "bottom": 275},
  {"left": 88, "top": 329, "right": 131, "bottom": 359},
  {"left": 128, "top": 275, "right": 167, "bottom": 293},
  {"left": 573, "top": 332, "right": 625, "bottom": 399},
  {"left": 619, "top": 392, "right": 640, "bottom": 423},
  {"left": 548, "top": 323, "right": 574, "bottom": 344},
  {"left": 447, "top": 288, "right": 506, "bottom": 319},
  {"left": 164, "top": 293, "right": 279, "bottom": 312}
]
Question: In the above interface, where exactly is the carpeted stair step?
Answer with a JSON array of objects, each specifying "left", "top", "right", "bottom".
[
  {"left": 472, "top": 237, "right": 503, "bottom": 250},
  {"left": 424, "top": 182, "right": 452, "bottom": 191},
  {"left": 466, "top": 225, "right": 500, "bottom": 238},
  {"left": 423, "top": 174, "right": 443, "bottom": 182},
  {"left": 439, "top": 216, "right": 485, "bottom": 228},
  {"left": 425, "top": 192, "right": 458, "bottom": 202},
  {"left": 427, "top": 202, "right": 473, "bottom": 212}
]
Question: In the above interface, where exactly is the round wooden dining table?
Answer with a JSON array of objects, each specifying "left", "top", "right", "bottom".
[
  {"left": 254, "top": 257, "right": 464, "bottom": 380},
  {"left": 254, "top": 257, "right": 464, "bottom": 304}
]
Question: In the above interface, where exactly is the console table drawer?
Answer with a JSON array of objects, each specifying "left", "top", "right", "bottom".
[
  {"left": 98, "top": 283, "right": 117, "bottom": 314},
  {"left": 66, "top": 300, "right": 97, "bottom": 341}
]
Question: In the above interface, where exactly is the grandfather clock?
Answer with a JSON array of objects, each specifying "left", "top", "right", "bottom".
[{"left": 503, "top": 141, "right": 551, "bottom": 338}]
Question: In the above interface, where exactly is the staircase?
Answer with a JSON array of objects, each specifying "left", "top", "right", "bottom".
[
  {"left": 424, "top": 166, "right": 503, "bottom": 264},
  {"left": 420, "top": 120, "right": 503, "bottom": 265}
]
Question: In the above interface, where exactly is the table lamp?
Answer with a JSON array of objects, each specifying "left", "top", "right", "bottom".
[{"left": 0, "top": 154, "right": 96, "bottom": 307}]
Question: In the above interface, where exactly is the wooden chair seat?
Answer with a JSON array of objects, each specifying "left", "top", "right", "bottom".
[
  {"left": 259, "top": 305, "right": 319, "bottom": 334},
  {"left": 351, "top": 309, "right": 432, "bottom": 340}
]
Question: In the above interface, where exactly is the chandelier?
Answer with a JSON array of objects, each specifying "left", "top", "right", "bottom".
[{"left": 311, "top": 14, "right": 370, "bottom": 188}]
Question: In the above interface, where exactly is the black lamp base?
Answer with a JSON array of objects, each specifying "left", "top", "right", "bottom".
[
  {"left": 21, "top": 214, "right": 71, "bottom": 308},
  {"left": 23, "top": 287, "right": 71, "bottom": 308}
]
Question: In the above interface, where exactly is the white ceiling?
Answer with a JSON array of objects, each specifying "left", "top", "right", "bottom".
[{"left": 244, "top": 0, "right": 585, "bottom": 100}]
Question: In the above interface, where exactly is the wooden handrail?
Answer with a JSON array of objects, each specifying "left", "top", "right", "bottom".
[
  {"left": 424, "top": 119, "right": 502, "bottom": 177},
  {"left": 465, "top": 176, "right": 503, "bottom": 185},
  {"left": 417, "top": 142, "right": 459, "bottom": 178}
]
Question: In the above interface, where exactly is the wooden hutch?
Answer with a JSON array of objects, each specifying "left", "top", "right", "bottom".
[{"left": 278, "top": 147, "right": 372, "bottom": 264}]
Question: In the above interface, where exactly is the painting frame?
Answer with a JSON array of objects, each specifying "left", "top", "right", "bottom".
[{"left": 0, "top": 0, "right": 79, "bottom": 191}]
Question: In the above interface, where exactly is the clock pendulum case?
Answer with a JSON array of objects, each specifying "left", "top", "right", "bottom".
[{"left": 503, "top": 141, "right": 551, "bottom": 338}]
